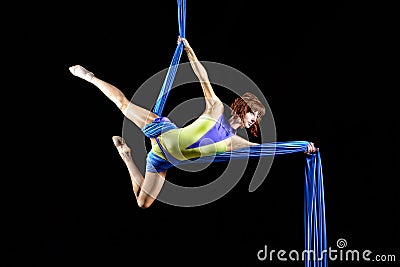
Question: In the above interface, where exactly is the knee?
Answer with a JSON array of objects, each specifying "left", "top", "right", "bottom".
[
  {"left": 119, "top": 99, "right": 130, "bottom": 113},
  {"left": 137, "top": 198, "right": 153, "bottom": 209}
]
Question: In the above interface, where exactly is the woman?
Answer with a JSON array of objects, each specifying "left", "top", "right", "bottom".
[{"left": 69, "top": 37, "right": 318, "bottom": 208}]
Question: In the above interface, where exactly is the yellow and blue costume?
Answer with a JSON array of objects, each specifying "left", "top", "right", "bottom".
[
  {"left": 142, "top": 114, "right": 237, "bottom": 172},
  {"left": 139, "top": 2, "right": 327, "bottom": 266}
]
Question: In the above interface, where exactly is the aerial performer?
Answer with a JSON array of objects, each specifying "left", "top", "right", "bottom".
[
  {"left": 69, "top": 36, "right": 318, "bottom": 208},
  {"left": 69, "top": 1, "right": 326, "bottom": 266}
]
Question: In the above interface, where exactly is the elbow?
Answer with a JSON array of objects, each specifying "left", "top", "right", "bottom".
[
  {"left": 198, "top": 73, "right": 209, "bottom": 83},
  {"left": 196, "top": 65, "right": 209, "bottom": 82},
  {"left": 138, "top": 203, "right": 151, "bottom": 209},
  {"left": 137, "top": 198, "right": 154, "bottom": 209}
]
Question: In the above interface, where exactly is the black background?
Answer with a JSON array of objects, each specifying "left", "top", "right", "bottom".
[{"left": 6, "top": 1, "right": 398, "bottom": 266}]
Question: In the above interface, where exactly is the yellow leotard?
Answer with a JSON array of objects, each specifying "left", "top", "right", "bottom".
[{"left": 151, "top": 114, "right": 235, "bottom": 161}]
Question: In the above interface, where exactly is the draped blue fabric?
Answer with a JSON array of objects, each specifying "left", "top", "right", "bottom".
[
  {"left": 141, "top": 117, "right": 178, "bottom": 138},
  {"left": 146, "top": 1, "right": 328, "bottom": 266},
  {"left": 204, "top": 141, "right": 310, "bottom": 162},
  {"left": 304, "top": 152, "right": 328, "bottom": 267},
  {"left": 151, "top": 0, "right": 186, "bottom": 117}
]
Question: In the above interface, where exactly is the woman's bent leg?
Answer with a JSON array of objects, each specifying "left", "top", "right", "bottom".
[
  {"left": 112, "top": 136, "right": 144, "bottom": 196},
  {"left": 112, "top": 136, "right": 166, "bottom": 209},
  {"left": 138, "top": 171, "right": 167, "bottom": 209}
]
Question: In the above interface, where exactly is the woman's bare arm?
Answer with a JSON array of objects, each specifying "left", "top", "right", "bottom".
[
  {"left": 178, "top": 37, "right": 221, "bottom": 108},
  {"left": 227, "top": 134, "right": 259, "bottom": 151}
]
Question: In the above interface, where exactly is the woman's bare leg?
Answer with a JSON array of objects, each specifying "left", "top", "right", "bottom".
[
  {"left": 112, "top": 136, "right": 166, "bottom": 209},
  {"left": 69, "top": 65, "right": 158, "bottom": 129}
]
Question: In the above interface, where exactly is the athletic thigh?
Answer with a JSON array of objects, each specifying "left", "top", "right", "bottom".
[{"left": 123, "top": 102, "right": 159, "bottom": 129}]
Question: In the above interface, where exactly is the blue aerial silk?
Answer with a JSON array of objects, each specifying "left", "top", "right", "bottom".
[
  {"left": 148, "top": 1, "right": 328, "bottom": 266},
  {"left": 151, "top": 0, "right": 186, "bottom": 117},
  {"left": 304, "top": 151, "right": 327, "bottom": 267}
]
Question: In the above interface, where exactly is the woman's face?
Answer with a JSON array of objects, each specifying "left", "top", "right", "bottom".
[{"left": 243, "top": 111, "right": 259, "bottom": 128}]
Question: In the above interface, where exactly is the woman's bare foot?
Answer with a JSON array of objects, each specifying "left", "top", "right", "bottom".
[
  {"left": 69, "top": 65, "right": 94, "bottom": 82},
  {"left": 112, "top": 136, "right": 132, "bottom": 160}
]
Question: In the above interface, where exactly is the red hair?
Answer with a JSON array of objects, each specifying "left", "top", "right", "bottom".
[{"left": 229, "top": 92, "right": 266, "bottom": 137}]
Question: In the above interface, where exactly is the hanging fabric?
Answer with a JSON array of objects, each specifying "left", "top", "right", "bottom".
[{"left": 147, "top": 1, "right": 328, "bottom": 266}]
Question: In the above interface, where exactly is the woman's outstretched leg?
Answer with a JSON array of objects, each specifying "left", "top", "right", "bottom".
[
  {"left": 69, "top": 65, "right": 158, "bottom": 129},
  {"left": 112, "top": 136, "right": 166, "bottom": 209}
]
